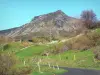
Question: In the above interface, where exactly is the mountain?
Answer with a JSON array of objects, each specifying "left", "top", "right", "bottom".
[{"left": 0, "top": 10, "right": 85, "bottom": 40}]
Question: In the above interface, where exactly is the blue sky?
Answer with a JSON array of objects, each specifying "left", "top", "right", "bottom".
[{"left": 0, "top": 0, "right": 100, "bottom": 30}]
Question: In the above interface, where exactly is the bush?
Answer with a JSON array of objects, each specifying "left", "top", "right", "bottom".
[
  {"left": 21, "top": 42, "right": 30, "bottom": 47},
  {"left": 18, "top": 66, "right": 32, "bottom": 75},
  {"left": 87, "top": 32, "right": 100, "bottom": 41},
  {"left": 32, "top": 37, "right": 50, "bottom": 43},
  {"left": 86, "top": 29, "right": 100, "bottom": 46},
  {"left": 65, "top": 36, "right": 92, "bottom": 50},
  {"left": 73, "top": 35, "right": 94, "bottom": 49},
  {"left": 93, "top": 46, "right": 100, "bottom": 60},
  {"left": 52, "top": 43, "right": 68, "bottom": 54},
  {"left": 64, "top": 33, "right": 97, "bottom": 50},
  {"left": 0, "top": 52, "right": 32, "bottom": 75},
  {"left": 3, "top": 44, "right": 10, "bottom": 50},
  {"left": 0, "top": 53, "right": 17, "bottom": 75}
]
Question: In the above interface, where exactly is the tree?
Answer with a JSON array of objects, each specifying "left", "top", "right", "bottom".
[{"left": 81, "top": 10, "right": 97, "bottom": 28}]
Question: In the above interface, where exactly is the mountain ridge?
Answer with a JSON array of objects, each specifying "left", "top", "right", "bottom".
[{"left": 0, "top": 10, "right": 85, "bottom": 40}]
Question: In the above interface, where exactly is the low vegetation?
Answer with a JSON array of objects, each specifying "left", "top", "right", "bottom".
[{"left": 93, "top": 46, "right": 100, "bottom": 60}]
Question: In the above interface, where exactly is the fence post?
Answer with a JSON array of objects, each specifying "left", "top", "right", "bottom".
[
  {"left": 24, "top": 61, "right": 26, "bottom": 65},
  {"left": 93, "top": 56, "right": 97, "bottom": 63},
  {"left": 74, "top": 55, "right": 76, "bottom": 61},
  {"left": 59, "top": 53, "right": 61, "bottom": 60},
  {"left": 47, "top": 53, "right": 51, "bottom": 68},
  {"left": 37, "top": 62, "right": 41, "bottom": 73},
  {"left": 53, "top": 65, "right": 55, "bottom": 69},
  {"left": 56, "top": 64, "right": 59, "bottom": 70}
]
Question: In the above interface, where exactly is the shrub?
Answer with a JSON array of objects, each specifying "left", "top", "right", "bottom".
[
  {"left": 86, "top": 29, "right": 100, "bottom": 46},
  {"left": 73, "top": 35, "right": 94, "bottom": 49},
  {"left": 0, "top": 53, "right": 17, "bottom": 75},
  {"left": 93, "top": 46, "right": 100, "bottom": 60},
  {"left": 64, "top": 34, "right": 95, "bottom": 50},
  {"left": 32, "top": 37, "right": 45, "bottom": 43},
  {"left": 3, "top": 44, "right": 10, "bottom": 50},
  {"left": 21, "top": 41, "right": 30, "bottom": 47},
  {"left": 18, "top": 66, "right": 32, "bottom": 75},
  {"left": 87, "top": 32, "right": 100, "bottom": 41},
  {"left": 0, "top": 52, "right": 32, "bottom": 75},
  {"left": 32, "top": 37, "right": 50, "bottom": 43},
  {"left": 52, "top": 43, "right": 68, "bottom": 54}
]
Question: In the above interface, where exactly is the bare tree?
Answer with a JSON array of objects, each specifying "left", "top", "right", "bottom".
[{"left": 81, "top": 10, "right": 97, "bottom": 28}]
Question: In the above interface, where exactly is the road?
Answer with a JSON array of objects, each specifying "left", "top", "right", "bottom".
[{"left": 58, "top": 67, "right": 100, "bottom": 75}]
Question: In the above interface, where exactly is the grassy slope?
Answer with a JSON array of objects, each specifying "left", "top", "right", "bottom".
[
  {"left": 50, "top": 50, "right": 99, "bottom": 69},
  {"left": 15, "top": 44, "right": 100, "bottom": 70}
]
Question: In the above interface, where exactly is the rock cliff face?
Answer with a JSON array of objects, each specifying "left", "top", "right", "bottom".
[{"left": 0, "top": 10, "right": 85, "bottom": 39}]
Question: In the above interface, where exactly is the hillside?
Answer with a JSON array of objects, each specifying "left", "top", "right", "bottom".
[
  {"left": 0, "top": 27, "right": 100, "bottom": 75},
  {"left": 0, "top": 28, "right": 100, "bottom": 74}
]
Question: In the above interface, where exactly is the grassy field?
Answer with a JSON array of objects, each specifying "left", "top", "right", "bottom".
[
  {"left": 16, "top": 45, "right": 49, "bottom": 57},
  {"left": 14, "top": 43, "right": 100, "bottom": 73}
]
